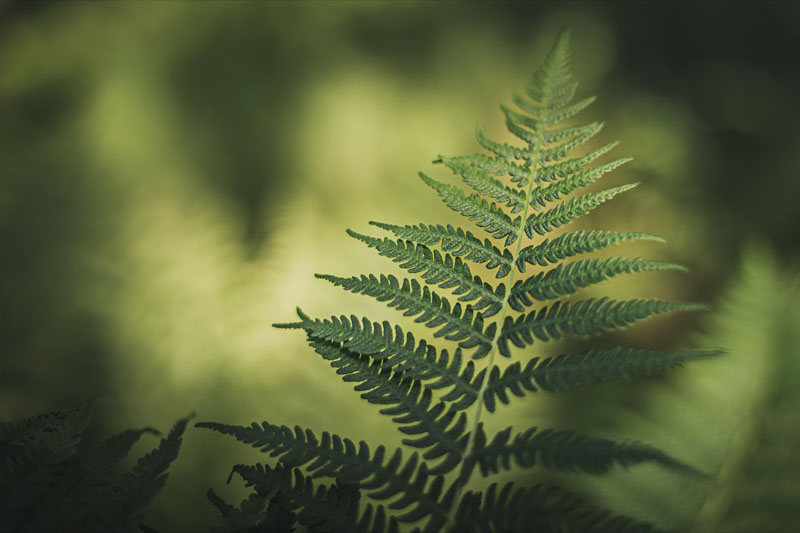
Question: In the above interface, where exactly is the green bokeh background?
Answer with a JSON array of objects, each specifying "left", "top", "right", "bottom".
[{"left": 2, "top": 1, "right": 798, "bottom": 531}]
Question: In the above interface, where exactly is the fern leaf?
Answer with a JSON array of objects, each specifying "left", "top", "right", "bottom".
[
  {"left": 207, "top": 488, "right": 282, "bottom": 533},
  {"left": 345, "top": 231, "right": 503, "bottom": 317},
  {"left": 470, "top": 426, "right": 701, "bottom": 480},
  {"left": 436, "top": 154, "right": 532, "bottom": 199},
  {"left": 301, "top": 336, "right": 468, "bottom": 472},
  {"left": 419, "top": 172, "right": 520, "bottom": 245},
  {"left": 545, "top": 96, "right": 597, "bottom": 126},
  {"left": 196, "top": 421, "right": 456, "bottom": 526},
  {"left": 528, "top": 157, "right": 632, "bottom": 210},
  {"left": 454, "top": 482, "right": 665, "bottom": 533},
  {"left": 500, "top": 97, "right": 596, "bottom": 141},
  {"left": 532, "top": 142, "right": 618, "bottom": 185},
  {"left": 279, "top": 308, "right": 496, "bottom": 364},
  {"left": 481, "top": 346, "right": 720, "bottom": 411},
  {"left": 517, "top": 230, "right": 665, "bottom": 268},
  {"left": 524, "top": 183, "right": 638, "bottom": 238},
  {"left": 370, "top": 221, "right": 514, "bottom": 277},
  {"left": 316, "top": 274, "right": 493, "bottom": 352},
  {"left": 475, "top": 126, "right": 534, "bottom": 165},
  {"left": 307, "top": 334, "right": 479, "bottom": 411},
  {"left": 498, "top": 298, "right": 708, "bottom": 357},
  {"left": 525, "top": 29, "right": 573, "bottom": 103},
  {"left": 507, "top": 257, "right": 687, "bottom": 310},
  {"left": 92, "top": 415, "right": 192, "bottom": 530},
  {"left": 542, "top": 121, "right": 603, "bottom": 145},
  {"left": 537, "top": 119, "right": 603, "bottom": 163},
  {"left": 229, "top": 463, "right": 392, "bottom": 533}
]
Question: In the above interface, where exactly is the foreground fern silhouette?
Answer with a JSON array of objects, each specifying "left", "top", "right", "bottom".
[
  {"left": 199, "top": 30, "right": 719, "bottom": 532},
  {"left": 0, "top": 399, "right": 190, "bottom": 533}
]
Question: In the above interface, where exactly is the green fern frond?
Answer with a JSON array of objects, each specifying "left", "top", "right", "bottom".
[
  {"left": 475, "top": 126, "right": 534, "bottom": 165},
  {"left": 345, "top": 231, "right": 504, "bottom": 317},
  {"left": 498, "top": 298, "right": 707, "bottom": 357},
  {"left": 307, "top": 332, "right": 479, "bottom": 412},
  {"left": 507, "top": 257, "right": 687, "bottom": 309},
  {"left": 517, "top": 230, "right": 665, "bottom": 268},
  {"left": 455, "top": 482, "right": 665, "bottom": 533},
  {"left": 528, "top": 157, "right": 632, "bottom": 210},
  {"left": 370, "top": 221, "right": 514, "bottom": 277},
  {"left": 316, "top": 274, "right": 493, "bottom": 353},
  {"left": 207, "top": 488, "right": 279, "bottom": 533},
  {"left": 196, "top": 421, "right": 457, "bottom": 527},
  {"left": 229, "top": 463, "right": 399, "bottom": 533},
  {"left": 92, "top": 414, "right": 192, "bottom": 530},
  {"left": 526, "top": 29, "right": 572, "bottom": 99},
  {"left": 419, "top": 172, "right": 520, "bottom": 245},
  {"left": 437, "top": 154, "right": 532, "bottom": 195},
  {"left": 500, "top": 96, "right": 596, "bottom": 143},
  {"left": 537, "top": 118, "right": 603, "bottom": 163},
  {"left": 306, "top": 336, "right": 468, "bottom": 472},
  {"left": 470, "top": 426, "right": 701, "bottom": 479},
  {"left": 481, "top": 346, "right": 720, "bottom": 411},
  {"left": 280, "top": 309, "right": 495, "bottom": 363},
  {"left": 524, "top": 183, "right": 639, "bottom": 238},
  {"left": 213, "top": 28, "right": 715, "bottom": 532},
  {"left": 533, "top": 142, "right": 619, "bottom": 185}
]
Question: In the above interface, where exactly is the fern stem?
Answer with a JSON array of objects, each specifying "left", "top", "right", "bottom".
[{"left": 445, "top": 120, "right": 547, "bottom": 533}]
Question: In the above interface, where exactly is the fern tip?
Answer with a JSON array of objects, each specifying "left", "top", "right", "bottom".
[
  {"left": 345, "top": 228, "right": 365, "bottom": 240},
  {"left": 368, "top": 220, "right": 394, "bottom": 231},
  {"left": 273, "top": 307, "right": 311, "bottom": 329},
  {"left": 273, "top": 322, "right": 303, "bottom": 329}
]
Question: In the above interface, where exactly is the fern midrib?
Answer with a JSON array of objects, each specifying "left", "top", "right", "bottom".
[{"left": 446, "top": 89, "right": 552, "bottom": 530}]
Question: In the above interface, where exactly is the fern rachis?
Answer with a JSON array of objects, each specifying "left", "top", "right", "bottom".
[{"left": 200, "top": 29, "right": 718, "bottom": 532}]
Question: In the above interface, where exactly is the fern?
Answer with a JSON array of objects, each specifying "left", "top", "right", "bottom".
[
  {"left": 200, "top": 29, "right": 716, "bottom": 532},
  {"left": 564, "top": 246, "right": 800, "bottom": 532},
  {"left": 0, "top": 401, "right": 190, "bottom": 533}
]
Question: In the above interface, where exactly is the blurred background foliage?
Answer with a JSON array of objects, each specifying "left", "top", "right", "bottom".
[{"left": 1, "top": 1, "right": 798, "bottom": 531}]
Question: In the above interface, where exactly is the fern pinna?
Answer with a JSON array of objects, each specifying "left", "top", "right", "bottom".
[{"left": 198, "top": 30, "right": 718, "bottom": 532}]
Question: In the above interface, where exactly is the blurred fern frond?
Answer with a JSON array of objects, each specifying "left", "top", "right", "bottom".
[{"left": 566, "top": 246, "right": 800, "bottom": 532}]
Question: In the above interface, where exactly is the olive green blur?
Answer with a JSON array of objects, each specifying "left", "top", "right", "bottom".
[{"left": 1, "top": 2, "right": 798, "bottom": 531}]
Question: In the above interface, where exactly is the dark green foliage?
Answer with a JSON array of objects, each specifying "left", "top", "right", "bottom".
[
  {"left": 0, "top": 401, "right": 190, "bottom": 533},
  {"left": 469, "top": 425, "right": 702, "bottom": 478},
  {"left": 201, "top": 30, "right": 714, "bottom": 531},
  {"left": 454, "top": 483, "right": 665, "bottom": 533}
]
